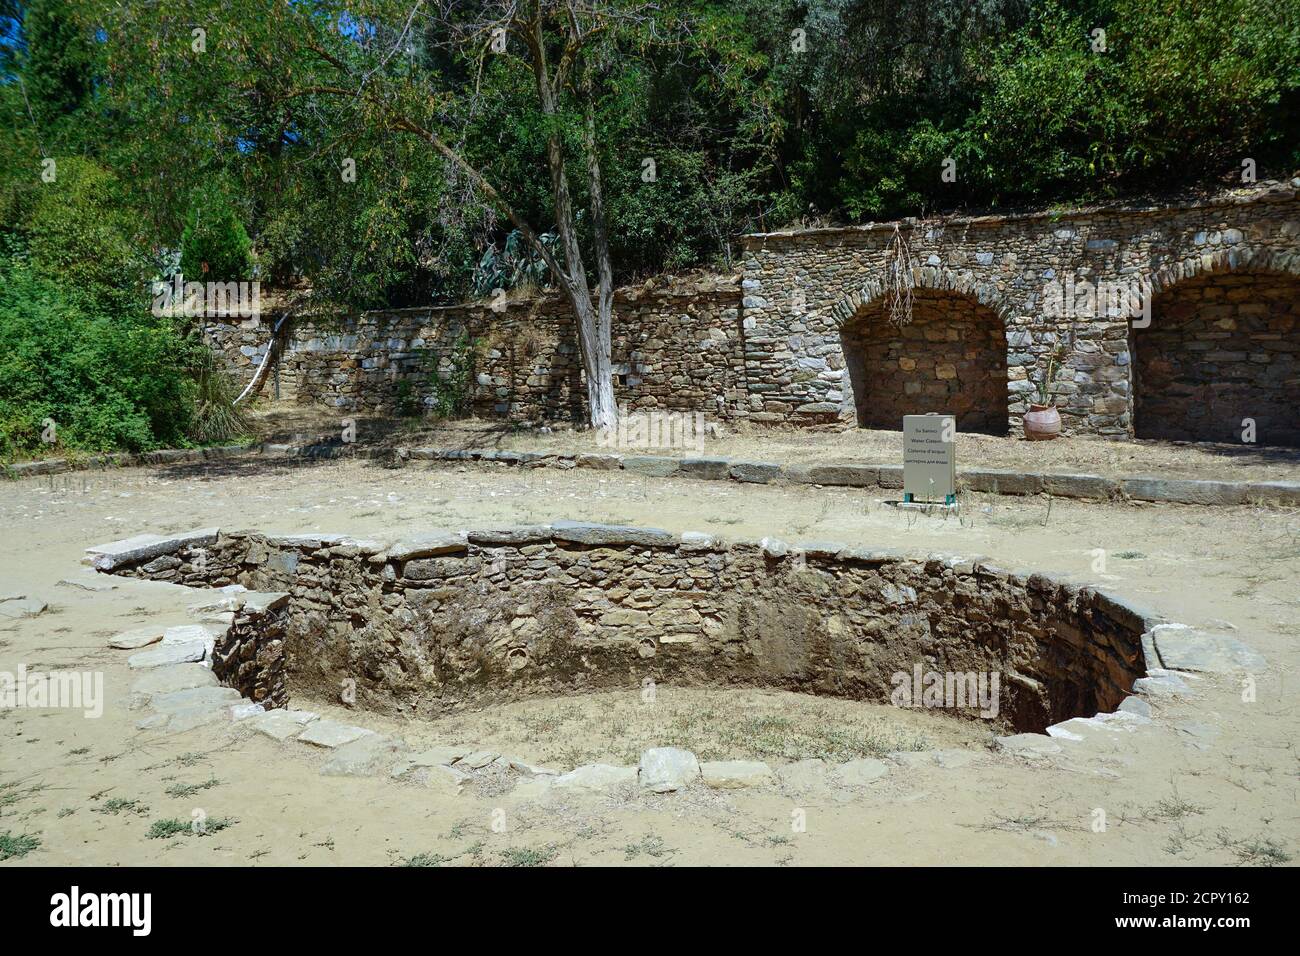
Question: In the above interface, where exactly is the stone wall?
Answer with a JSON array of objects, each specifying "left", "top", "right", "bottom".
[
  {"left": 204, "top": 276, "right": 747, "bottom": 422},
  {"left": 205, "top": 182, "right": 1300, "bottom": 443},
  {"left": 1133, "top": 270, "right": 1300, "bottom": 445},
  {"left": 741, "top": 182, "right": 1300, "bottom": 439},
  {"left": 102, "top": 523, "right": 1153, "bottom": 734},
  {"left": 842, "top": 288, "right": 1009, "bottom": 435}
]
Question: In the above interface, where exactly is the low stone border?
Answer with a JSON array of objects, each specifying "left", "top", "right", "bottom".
[
  {"left": 397, "top": 446, "right": 1300, "bottom": 507},
  {"left": 89, "top": 522, "right": 1265, "bottom": 797},
  {"left": 6, "top": 439, "right": 1297, "bottom": 507},
  {"left": 3, "top": 444, "right": 260, "bottom": 478}
]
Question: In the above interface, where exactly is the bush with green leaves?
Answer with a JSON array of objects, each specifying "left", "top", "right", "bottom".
[
  {"left": 11, "top": 158, "right": 149, "bottom": 305},
  {"left": 179, "top": 185, "right": 253, "bottom": 282},
  {"left": 0, "top": 254, "right": 195, "bottom": 457}
]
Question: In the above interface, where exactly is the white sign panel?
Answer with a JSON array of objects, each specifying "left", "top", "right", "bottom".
[{"left": 903, "top": 414, "right": 956, "bottom": 502}]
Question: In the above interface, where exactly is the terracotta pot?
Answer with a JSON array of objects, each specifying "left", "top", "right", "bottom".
[{"left": 1023, "top": 404, "right": 1062, "bottom": 441}]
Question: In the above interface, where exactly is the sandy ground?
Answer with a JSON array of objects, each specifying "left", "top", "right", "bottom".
[
  {"left": 1, "top": 456, "right": 1297, "bottom": 866},
  {"left": 253, "top": 406, "right": 1300, "bottom": 482}
]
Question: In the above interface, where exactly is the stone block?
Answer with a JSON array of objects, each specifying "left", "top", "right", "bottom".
[
  {"left": 678, "top": 457, "right": 731, "bottom": 480},
  {"left": 638, "top": 747, "right": 701, "bottom": 792},
  {"left": 728, "top": 460, "right": 782, "bottom": 483},
  {"left": 551, "top": 520, "right": 676, "bottom": 548},
  {"left": 623, "top": 456, "right": 681, "bottom": 477}
]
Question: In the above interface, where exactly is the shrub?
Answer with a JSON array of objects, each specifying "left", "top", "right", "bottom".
[
  {"left": 0, "top": 256, "right": 195, "bottom": 457},
  {"left": 19, "top": 158, "right": 148, "bottom": 302},
  {"left": 179, "top": 185, "right": 253, "bottom": 282}
]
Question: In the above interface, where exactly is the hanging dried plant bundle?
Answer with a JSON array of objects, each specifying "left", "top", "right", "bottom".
[{"left": 883, "top": 224, "right": 915, "bottom": 328}]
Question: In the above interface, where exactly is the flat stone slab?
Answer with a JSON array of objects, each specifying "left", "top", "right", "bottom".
[
  {"left": 187, "top": 586, "right": 248, "bottom": 614},
  {"left": 1247, "top": 480, "right": 1300, "bottom": 506},
  {"left": 229, "top": 702, "right": 265, "bottom": 721},
  {"left": 778, "top": 758, "right": 831, "bottom": 792},
  {"left": 506, "top": 757, "right": 561, "bottom": 777},
  {"left": 109, "top": 626, "right": 165, "bottom": 650},
  {"left": 1117, "top": 696, "right": 1152, "bottom": 718},
  {"left": 149, "top": 685, "right": 242, "bottom": 715},
  {"left": 296, "top": 720, "right": 374, "bottom": 748},
  {"left": 131, "top": 663, "right": 218, "bottom": 696},
  {"left": 678, "top": 457, "right": 730, "bottom": 480},
  {"left": 458, "top": 750, "right": 500, "bottom": 770},
  {"left": 0, "top": 597, "right": 47, "bottom": 619},
  {"left": 241, "top": 590, "right": 290, "bottom": 614},
  {"left": 250, "top": 709, "right": 320, "bottom": 741},
  {"left": 424, "top": 764, "right": 474, "bottom": 795},
  {"left": 678, "top": 531, "right": 718, "bottom": 551},
  {"left": 128, "top": 641, "right": 207, "bottom": 669},
  {"left": 1152, "top": 624, "right": 1265, "bottom": 673},
  {"left": 139, "top": 705, "right": 229, "bottom": 733},
  {"left": 163, "top": 623, "right": 223, "bottom": 645},
  {"left": 639, "top": 747, "right": 701, "bottom": 792},
  {"left": 1041, "top": 473, "right": 1117, "bottom": 499},
  {"left": 321, "top": 735, "right": 410, "bottom": 776},
  {"left": 387, "top": 532, "right": 469, "bottom": 561},
  {"left": 701, "top": 760, "right": 775, "bottom": 789},
  {"left": 623, "top": 456, "right": 681, "bottom": 477},
  {"left": 834, "top": 758, "right": 889, "bottom": 785},
  {"left": 1121, "top": 477, "right": 1248, "bottom": 506},
  {"left": 550, "top": 520, "right": 676, "bottom": 548},
  {"left": 85, "top": 527, "right": 218, "bottom": 571},
  {"left": 552, "top": 763, "right": 637, "bottom": 791},
  {"left": 1132, "top": 672, "right": 1191, "bottom": 697},
  {"left": 1046, "top": 717, "right": 1121, "bottom": 741},
  {"left": 789, "top": 463, "right": 878, "bottom": 487},
  {"left": 576, "top": 453, "right": 622, "bottom": 470},
  {"left": 410, "top": 745, "right": 472, "bottom": 767},
  {"left": 728, "top": 461, "right": 782, "bottom": 483},
  {"left": 961, "top": 469, "right": 1043, "bottom": 495},
  {"left": 466, "top": 527, "right": 552, "bottom": 546}
]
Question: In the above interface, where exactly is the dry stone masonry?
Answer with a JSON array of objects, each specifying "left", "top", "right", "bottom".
[
  {"left": 741, "top": 181, "right": 1300, "bottom": 440},
  {"left": 96, "top": 523, "right": 1166, "bottom": 734},
  {"left": 206, "top": 274, "right": 747, "bottom": 422},
  {"left": 206, "top": 182, "right": 1300, "bottom": 445},
  {"left": 89, "top": 523, "right": 1265, "bottom": 794}
]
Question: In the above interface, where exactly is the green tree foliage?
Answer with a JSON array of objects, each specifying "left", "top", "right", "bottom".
[
  {"left": 1, "top": 0, "right": 1297, "bottom": 448},
  {"left": 0, "top": 249, "right": 195, "bottom": 455},
  {"left": 8, "top": 0, "right": 97, "bottom": 148},
  {"left": 15, "top": 158, "right": 148, "bottom": 304},
  {"left": 179, "top": 184, "right": 254, "bottom": 282},
  {"left": 955, "top": 0, "right": 1300, "bottom": 205}
]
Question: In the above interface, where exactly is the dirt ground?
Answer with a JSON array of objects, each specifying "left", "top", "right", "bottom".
[
  {"left": 252, "top": 405, "right": 1300, "bottom": 482},
  {"left": 1, "top": 456, "right": 1297, "bottom": 866}
]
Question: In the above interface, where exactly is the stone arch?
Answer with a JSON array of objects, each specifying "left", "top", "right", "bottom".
[
  {"left": 829, "top": 265, "right": 1018, "bottom": 331},
  {"left": 1131, "top": 258, "right": 1300, "bottom": 446},
  {"left": 1145, "top": 244, "right": 1300, "bottom": 297},
  {"left": 839, "top": 285, "right": 1010, "bottom": 436}
]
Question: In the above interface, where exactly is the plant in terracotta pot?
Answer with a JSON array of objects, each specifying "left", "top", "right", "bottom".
[{"left": 1023, "top": 350, "right": 1065, "bottom": 441}]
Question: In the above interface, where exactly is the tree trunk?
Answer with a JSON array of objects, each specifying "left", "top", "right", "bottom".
[
  {"left": 580, "top": 63, "right": 617, "bottom": 432},
  {"left": 526, "top": 5, "right": 616, "bottom": 431}
]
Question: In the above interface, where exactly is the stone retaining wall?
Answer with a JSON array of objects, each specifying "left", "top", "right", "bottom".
[
  {"left": 206, "top": 183, "right": 1300, "bottom": 444},
  {"left": 204, "top": 277, "right": 747, "bottom": 422},
  {"left": 741, "top": 183, "right": 1300, "bottom": 439},
  {"left": 99, "top": 522, "right": 1156, "bottom": 734}
]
